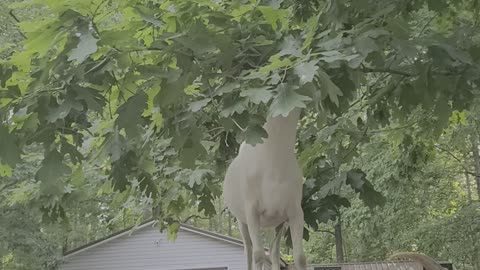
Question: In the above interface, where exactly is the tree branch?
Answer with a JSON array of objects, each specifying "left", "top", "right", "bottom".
[
  {"left": 361, "top": 66, "right": 466, "bottom": 77},
  {"left": 0, "top": 181, "right": 17, "bottom": 193},
  {"left": 433, "top": 145, "right": 480, "bottom": 178},
  {"left": 361, "top": 67, "right": 414, "bottom": 77},
  {"left": 459, "top": 170, "right": 480, "bottom": 178},
  {"left": 8, "top": 10, "right": 27, "bottom": 39},
  {"left": 317, "top": 229, "right": 335, "bottom": 236},
  {"left": 8, "top": 10, "right": 20, "bottom": 23},
  {"left": 416, "top": 14, "right": 438, "bottom": 38},
  {"left": 368, "top": 120, "right": 421, "bottom": 134},
  {"left": 183, "top": 214, "right": 210, "bottom": 223},
  {"left": 434, "top": 144, "right": 464, "bottom": 164}
]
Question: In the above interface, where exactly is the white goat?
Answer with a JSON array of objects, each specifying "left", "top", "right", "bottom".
[{"left": 223, "top": 107, "right": 307, "bottom": 270}]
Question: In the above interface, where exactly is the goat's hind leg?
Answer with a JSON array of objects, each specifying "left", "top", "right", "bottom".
[
  {"left": 245, "top": 209, "right": 266, "bottom": 270},
  {"left": 270, "top": 223, "right": 286, "bottom": 270},
  {"left": 289, "top": 208, "right": 307, "bottom": 270},
  {"left": 239, "top": 222, "right": 253, "bottom": 270}
]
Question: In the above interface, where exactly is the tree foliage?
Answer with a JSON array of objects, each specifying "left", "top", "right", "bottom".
[{"left": 1, "top": 0, "right": 480, "bottom": 268}]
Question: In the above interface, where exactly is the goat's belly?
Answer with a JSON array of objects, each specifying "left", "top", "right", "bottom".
[
  {"left": 256, "top": 183, "right": 300, "bottom": 227},
  {"left": 259, "top": 210, "right": 288, "bottom": 227},
  {"left": 225, "top": 194, "right": 289, "bottom": 227},
  {"left": 227, "top": 204, "right": 287, "bottom": 227}
]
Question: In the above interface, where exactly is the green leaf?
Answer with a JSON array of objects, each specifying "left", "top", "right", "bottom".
[
  {"left": 346, "top": 169, "right": 366, "bottom": 190},
  {"left": 433, "top": 44, "right": 473, "bottom": 64},
  {"left": 220, "top": 98, "right": 247, "bottom": 117},
  {"left": 270, "top": 83, "right": 311, "bottom": 117},
  {"left": 71, "top": 165, "right": 84, "bottom": 187},
  {"left": 346, "top": 169, "right": 385, "bottom": 209},
  {"left": 188, "top": 169, "right": 213, "bottom": 188},
  {"left": 215, "top": 82, "right": 240, "bottom": 96},
  {"left": 245, "top": 124, "right": 268, "bottom": 146},
  {"left": 0, "top": 125, "right": 21, "bottom": 167},
  {"left": 317, "top": 176, "right": 345, "bottom": 199},
  {"left": 257, "top": 54, "right": 293, "bottom": 74},
  {"left": 60, "top": 139, "right": 84, "bottom": 164},
  {"left": 198, "top": 193, "right": 216, "bottom": 216},
  {"left": 116, "top": 92, "right": 148, "bottom": 138},
  {"left": 386, "top": 17, "right": 410, "bottom": 39},
  {"left": 138, "top": 173, "right": 158, "bottom": 198},
  {"left": 359, "top": 182, "right": 386, "bottom": 209},
  {"left": 101, "top": 131, "right": 127, "bottom": 162},
  {"left": 240, "top": 87, "right": 273, "bottom": 104},
  {"left": 110, "top": 158, "right": 130, "bottom": 192},
  {"left": 317, "top": 69, "right": 343, "bottom": 106},
  {"left": 36, "top": 150, "right": 71, "bottom": 196},
  {"left": 318, "top": 51, "right": 360, "bottom": 63},
  {"left": 154, "top": 70, "right": 185, "bottom": 107},
  {"left": 294, "top": 60, "right": 319, "bottom": 85},
  {"left": 427, "top": 0, "right": 448, "bottom": 12},
  {"left": 73, "top": 86, "right": 106, "bottom": 113},
  {"left": 258, "top": 6, "right": 289, "bottom": 31},
  {"left": 134, "top": 6, "right": 164, "bottom": 27},
  {"left": 176, "top": 21, "right": 217, "bottom": 55},
  {"left": 46, "top": 93, "right": 83, "bottom": 123},
  {"left": 0, "top": 161, "right": 12, "bottom": 177},
  {"left": 189, "top": 98, "right": 211, "bottom": 112},
  {"left": 167, "top": 222, "right": 181, "bottom": 241},
  {"left": 178, "top": 138, "right": 207, "bottom": 168},
  {"left": 279, "top": 35, "right": 302, "bottom": 57},
  {"left": 433, "top": 95, "right": 452, "bottom": 133},
  {"left": 302, "top": 15, "right": 319, "bottom": 49},
  {"left": 231, "top": 5, "right": 254, "bottom": 19},
  {"left": 68, "top": 28, "right": 98, "bottom": 64},
  {"left": 392, "top": 39, "right": 418, "bottom": 58},
  {"left": 0, "top": 66, "right": 13, "bottom": 88},
  {"left": 355, "top": 36, "right": 378, "bottom": 57}
]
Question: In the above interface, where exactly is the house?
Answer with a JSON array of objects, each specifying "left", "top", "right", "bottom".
[
  {"left": 58, "top": 220, "right": 287, "bottom": 270},
  {"left": 58, "top": 220, "right": 453, "bottom": 270},
  {"left": 288, "top": 260, "right": 454, "bottom": 270}
]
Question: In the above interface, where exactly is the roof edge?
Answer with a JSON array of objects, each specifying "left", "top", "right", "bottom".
[
  {"left": 62, "top": 219, "right": 285, "bottom": 266},
  {"left": 63, "top": 219, "right": 155, "bottom": 258}
]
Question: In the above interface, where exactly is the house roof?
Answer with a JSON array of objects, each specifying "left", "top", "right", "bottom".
[
  {"left": 307, "top": 261, "right": 423, "bottom": 270},
  {"left": 304, "top": 260, "right": 453, "bottom": 270},
  {"left": 64, "top": 219, "right": 156, "bottom": 257},
  {"left": 63, "top": 219, "right": 286, "bottom": 266}
]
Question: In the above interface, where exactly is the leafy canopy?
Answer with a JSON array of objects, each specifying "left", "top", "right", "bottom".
[{"left": 1, "top": 0, "right": 480, "bottom": 235}]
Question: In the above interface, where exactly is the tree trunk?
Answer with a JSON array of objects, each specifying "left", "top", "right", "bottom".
[
  {"left": 63, "top": 235, "right": 69, "bottom": 254},
  {"left": 335, "top": 221, "right": 344, "bottom": 263},
  {"left": 471, "top": 136, "right": 480, "bottom": 198},
  {"left": 227, "top": 212, "right": 232, "bottom": 236},
  {"left": 465, "top": 170, "right": 473, "bottom": 202},
  {"left": 218, "top": 199, "right": 224, "bottom": 233}
]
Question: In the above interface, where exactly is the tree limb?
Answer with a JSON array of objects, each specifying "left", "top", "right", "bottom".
[
  {"left": 8, "top": 10, "right": 27, "bottom": 39},
  {"left": 361, "top": 67, "right": 414, "bottom": 77},
  {"left": 183, "top": 214, "right": 210, "bottom": 223},
  {"left": 8, "top": 10, "right": 20, "bottom": 23},
  {"left": 368, "top": 120, "right": 422, "bottom": 134},
  {"left": 416, "top": 14, "right": 438, "bottom": 38},
  {"left": 434, "top": 145, "right": 480, "bottom": 178},
  {"left": 0, "top": 181, "right": 17, "bottom": 193},
  {"left": 317, "top": 229, "right": 335, "bottom": 236},
  {"left": 434, "top": 144, "right": 464, "bottom": 164},
  {"left": 361, "top": 66, "right": 466, "bottom": 77}
]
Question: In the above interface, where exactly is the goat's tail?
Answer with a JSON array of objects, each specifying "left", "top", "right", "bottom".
[{"left": 388, "top": 252, "right": 445, "bottom": 270}]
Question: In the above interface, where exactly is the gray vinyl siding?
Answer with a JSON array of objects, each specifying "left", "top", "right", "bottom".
[{"left": 58, "top": 224, "right": 247, "bottom": 270}]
